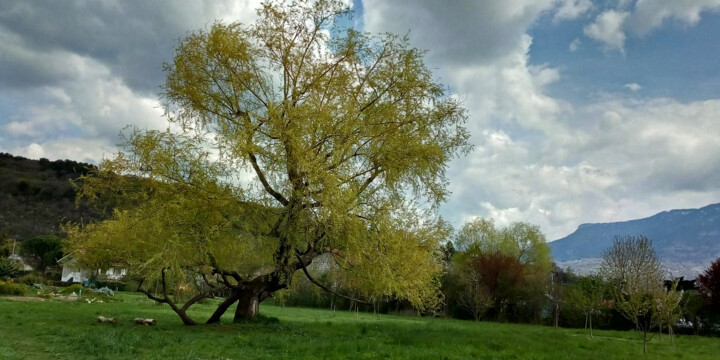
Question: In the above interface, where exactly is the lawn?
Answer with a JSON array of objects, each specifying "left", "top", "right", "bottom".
[{"left": 1, "top": 292, "right": 719, "bottom": 359}]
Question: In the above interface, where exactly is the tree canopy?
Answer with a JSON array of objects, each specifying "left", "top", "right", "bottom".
[
  {"left": 21, "top": 235, "right": 64, "bottom": 272},
  {"left": 601, "top": 235, "right": 667, "bottom": 354},
  {"left": 67, "top": 0, "right": 469, "bottom": 324},
  {"left": 698, "top": 257, "right": 720, "bottom": 313},
  {"left": 449, "top": 218, "right": 552, "bottom": 321}
]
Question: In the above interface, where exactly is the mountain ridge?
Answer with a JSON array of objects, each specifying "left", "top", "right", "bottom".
[{"left": 549, "top": 203, "right": 720, "bottom": 277}]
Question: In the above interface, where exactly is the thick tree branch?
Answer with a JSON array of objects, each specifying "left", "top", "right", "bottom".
[
  {"left": 247, "top": 151, "right": 289, "bottom": 206},
  {"left": 136, "top": 278, "right": 166, "bottom": 303}
]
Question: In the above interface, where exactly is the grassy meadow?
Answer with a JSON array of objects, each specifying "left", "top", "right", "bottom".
[{"left": 1, "top": 292, "right": 719, "bottom": 360}]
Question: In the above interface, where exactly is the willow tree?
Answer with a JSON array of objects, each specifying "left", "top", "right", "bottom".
[{"left": 66, "top": 0, "right": 469, "bottom": 325}]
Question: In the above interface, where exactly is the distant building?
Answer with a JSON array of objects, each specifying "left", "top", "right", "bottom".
[
  {"left": 57, "top": 254, "right": 126, "bottom": 283},
  {"left": 8, "top": 254, "right": 33, "bottom": 271}
]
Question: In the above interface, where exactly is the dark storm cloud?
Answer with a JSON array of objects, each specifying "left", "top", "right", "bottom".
[
  {"left": 0, "top": 37, "right": 75, "bottom": 89},
  {"left": 0, "top": 0, "right": 255, "bottom": 92}
]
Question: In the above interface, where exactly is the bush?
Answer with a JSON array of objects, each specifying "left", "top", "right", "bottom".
[
  {"left": 0, "top": 280, "right": 26, "bottom": 295},
  {"left": 16, "top": 273, "right": 45, "bottom": 286},
  {"left": 93, "top": 280, "right": 127, "bottom": 291},
  {"left": 61, "top": 284, "right": 85, "bottom": 295},
  {"left": 0, "top": 257, "right": 20, "bottom": 278},
  {"left": 93, "top": 286, "right": 114, "bottom": 297}
]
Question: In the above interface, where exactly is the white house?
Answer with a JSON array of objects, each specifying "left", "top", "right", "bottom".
[{"left": 58, "top": 254, "right": 127, "bottom": 283}]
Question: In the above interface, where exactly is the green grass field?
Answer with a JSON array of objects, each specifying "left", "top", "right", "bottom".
[{"left": 1, "top": 292, "right": 719, "bottom": 360}]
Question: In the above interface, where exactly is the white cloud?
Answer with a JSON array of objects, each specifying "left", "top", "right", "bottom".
[
  {"left": 445, "top": 97, "right": 720, "bottom": 239},
  {"left": 583, "top": 10, "right": 629, "bottom": 53},
  {"left": 362, "top": 0, "right": 557, "bottom": 67},
  {"left": 0, "top": 0, "right": 265, "bottom": 163},
  {"left": 24, "top": 143, "right": 45, "bottom": 159},
  {"left": 630, "top": 0, "right": 720, "bottom": 35},
  {"left": 9, "top": 138, "right": 119, "bottom": 164},
  {"left": 579, "top": 98, "right": 720, "bottom": 194},
  {"left": 624, "top": 83, "right": 642, "bottom": 91},
  {"left": 568, "top": 38, "right": 581, "bottom": 52},
  {"left": 360, "top": 2, "right": 720, "bottom": 241},
  {"left": 363, "top": 0, "right": 566, "bottom": 132},
  {"left": 1, "top": 52, "right": 165, "bottom": 163},
  {"left": 553, "top": 0, "right": 593, "bottom": 22},
  {"left": 581, "top": 1, "right": 720, "bottom": 52}
]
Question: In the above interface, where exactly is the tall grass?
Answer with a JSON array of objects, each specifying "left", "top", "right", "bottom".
[{"left": 1, "top": 292, "right": 718, "bottom": 359}]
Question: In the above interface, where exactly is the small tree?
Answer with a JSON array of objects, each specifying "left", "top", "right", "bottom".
[
  {"left": 601, "top": 235, "right": 664, "bottom": 355},
  {"left": 0, "top": 257, "right": 21, "bottom": 278},
  {"left": 653, "top": 280, "right": 683, "bottom": 346},
  {"left": 568, "top": 274, "right": 606, "bottom": 338}
]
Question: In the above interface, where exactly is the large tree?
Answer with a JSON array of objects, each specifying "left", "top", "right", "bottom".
[
  {"left": 66, "top": 0, "right": 469, "bottom": 325},
  {"left": 21, "top": 235, "right": 63, "bottom": 272},
  {"left": 698, "top": 257, "right": 720, "bottom": 313},
  {"left": 451, "top": 218, "right": 552, "bottom": 321}
]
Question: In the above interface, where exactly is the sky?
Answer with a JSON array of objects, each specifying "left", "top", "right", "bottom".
[{"left": 1, "top": 0, "right": 719, "bottom": 240}]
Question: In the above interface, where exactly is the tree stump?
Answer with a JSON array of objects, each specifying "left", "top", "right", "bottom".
[
  {"left": 133, "top": 318, "right": 156, "bottom": 326},
  {"left": 97, "top": 316, "right": 118, "bottom": 324}
]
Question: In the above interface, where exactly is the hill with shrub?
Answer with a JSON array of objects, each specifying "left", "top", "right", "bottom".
[{"left": 0, "top": 153, "right": 106, "bottom": 246}]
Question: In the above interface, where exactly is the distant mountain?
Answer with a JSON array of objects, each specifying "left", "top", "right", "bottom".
[
  {"left": 0, "top": 153, "right": 106, "bottom": 242},
  {"left": 549, "top": 203, "right": 720, "bottom": 278}
]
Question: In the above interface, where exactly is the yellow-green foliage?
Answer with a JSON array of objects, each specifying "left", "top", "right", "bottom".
[
  {"left": 451, "top": 218, "right": 553, "bottom": 320},
  {"left": 67, "top": 0, "right": 469, "bottom": 315},
  {"left": 455, "top": 218, "right": 553, "bottom": 274},
  {"left": 16, "top": 273, "right": 45, "bottom": 286},
  {"left": 0, "top": 280, "right": 26, "bottom": 295}
]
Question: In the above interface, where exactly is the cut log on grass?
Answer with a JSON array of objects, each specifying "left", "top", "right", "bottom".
[
  {"left": 96, "top": 316, "right": 118, "bottom": 324},
  {"left": 133, "top": 318, "right": 156, "bottom": 326}
]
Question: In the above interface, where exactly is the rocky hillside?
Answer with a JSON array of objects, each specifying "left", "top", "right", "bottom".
[{"left": 549, "top": 203, "right": 720, "bottom": 278}]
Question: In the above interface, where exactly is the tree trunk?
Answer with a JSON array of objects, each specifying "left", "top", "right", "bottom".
[
  {"left": 234, "top": 291, "right": 261, "bottom": 322},
  {"left": 589, "top": 314, "right": 593, "bottom": 339},
  {"left": 206, "top": 291, "right": 241, "bottom": 324},
  {"left": 669, "top": 326, "right": 674, "bottom": 348}
]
